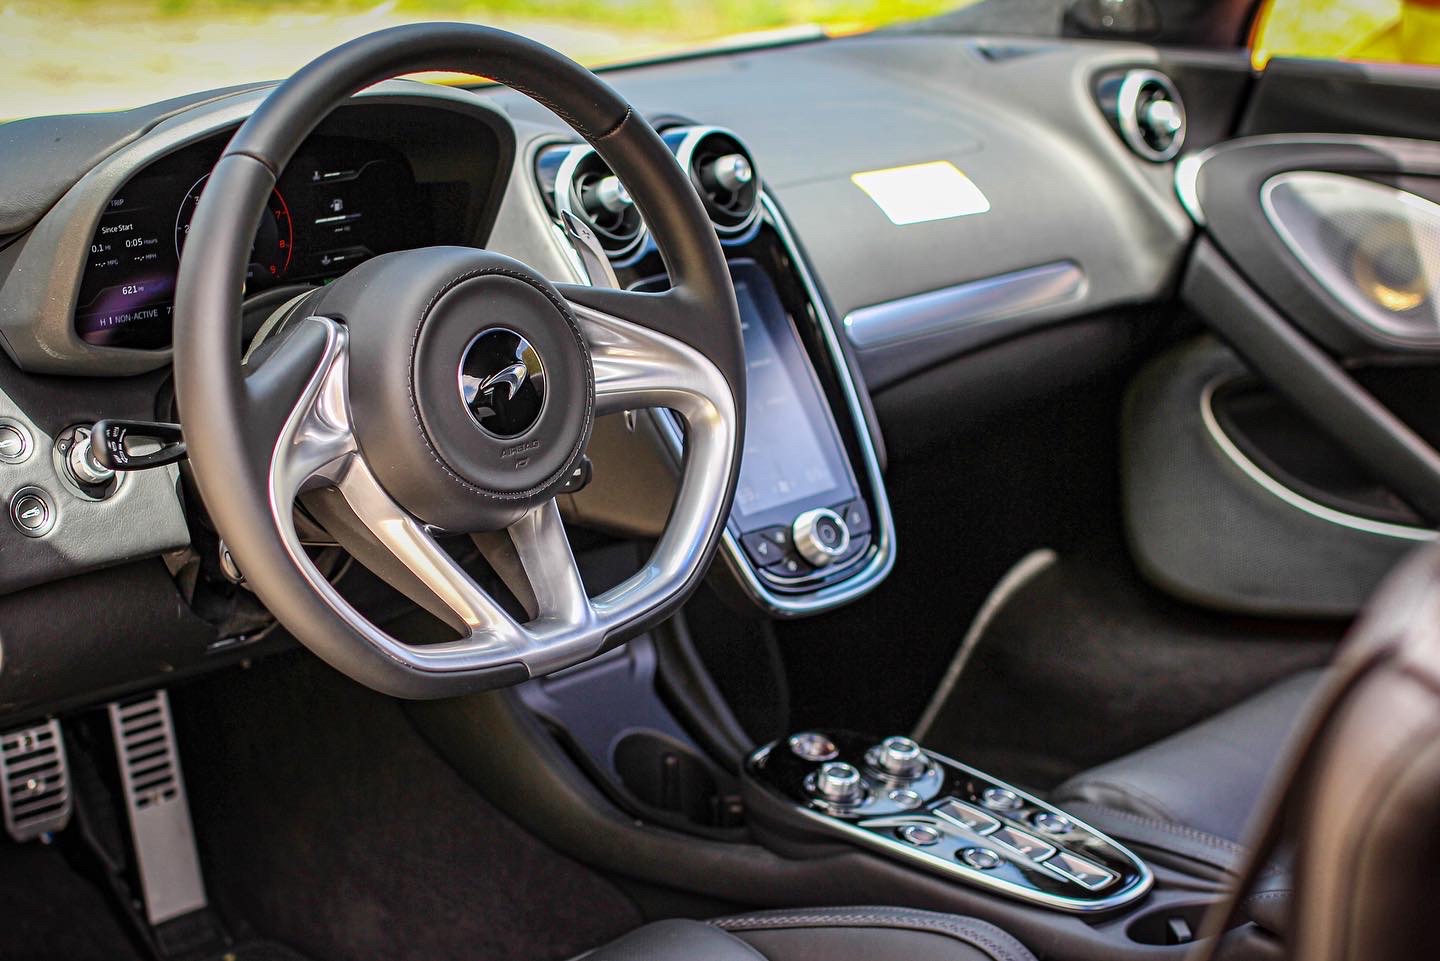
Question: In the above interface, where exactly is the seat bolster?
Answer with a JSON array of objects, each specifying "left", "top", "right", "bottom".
[
  {"left": 1053, "top": 669, "right": 1325, "bottom": 845},
  {"left": 714, "top": 907, "right": 1037, "bottom": 961}
]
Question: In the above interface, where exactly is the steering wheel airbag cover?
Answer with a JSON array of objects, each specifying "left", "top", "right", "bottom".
[{"left": 312, "top": 247, "right": 593, "bottom": 531}]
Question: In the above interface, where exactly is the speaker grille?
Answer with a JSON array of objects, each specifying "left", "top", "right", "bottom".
[{"left": 1263, "top": 171, "right": 1440, "bottom": 342}]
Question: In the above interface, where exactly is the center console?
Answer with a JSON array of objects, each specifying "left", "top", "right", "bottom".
[
  {"left": 538, "top": 125, "right": 895, "bottom": 616},
  {"left": 744, "top": 731, "right": 1153, "bottom": 914}
]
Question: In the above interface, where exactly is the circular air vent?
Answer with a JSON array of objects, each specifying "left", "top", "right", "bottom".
[
  {"left": 671, "top": 127, "right": 760, "bottom": 238},
  {"left": 1116, "top": 69, "right": 1186, "bottom": 162},
  {"left": 545, "top": 145, "right": 647, "bottom": 263}
]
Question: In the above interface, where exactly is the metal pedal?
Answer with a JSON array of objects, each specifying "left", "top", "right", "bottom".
[
  {"left": 108, "top": 690, "right": 208, "bottom": 926},
  {"left": 0, "top": 719, "right": 72, "bottom": 841}
]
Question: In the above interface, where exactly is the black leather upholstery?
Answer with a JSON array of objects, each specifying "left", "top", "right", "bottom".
[
  {"left": 1054, "top": 669, "right": 1324, "bottom": 847},
  {"left": 575, "top": 908, "right": 1036, "bottom": 961},
  {"left": 1189, "top": 545, "right": 1440, "bottom": 961}
]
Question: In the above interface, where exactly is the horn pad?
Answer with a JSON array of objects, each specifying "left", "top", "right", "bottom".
[{"left": 311, "top": 247, "right": 594, "bottom": 531}]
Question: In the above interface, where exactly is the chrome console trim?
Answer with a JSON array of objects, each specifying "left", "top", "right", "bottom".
[
  {"left": 652, "top": 192, "right": 897, "bottom": 617},
  {"left": 842, "top": 261, "right": 1086, "bottom": 350}
]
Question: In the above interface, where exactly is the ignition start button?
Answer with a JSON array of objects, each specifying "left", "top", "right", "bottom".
[{"left": 10, "top": 486, "right": 55, "bottom": 537}]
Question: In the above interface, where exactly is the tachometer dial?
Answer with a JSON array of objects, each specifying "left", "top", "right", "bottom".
[{"left": 175, "top": 174, "right": 294, "bottom": 287}]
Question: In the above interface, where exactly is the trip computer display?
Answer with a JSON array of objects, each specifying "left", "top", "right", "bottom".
[{"left": 74, "top": 132, "right": 431, "bottom": 350}]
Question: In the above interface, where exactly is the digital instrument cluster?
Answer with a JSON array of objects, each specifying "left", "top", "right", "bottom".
[{"left": 75, "top": 133, "right": 432, "bottom": 349}]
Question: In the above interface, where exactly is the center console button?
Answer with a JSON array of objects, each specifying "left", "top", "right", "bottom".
[
  {"left": 960, "top": 847, "right": 1003, "bottom": 870},
  {"left": 981, "top": 787, "right": 1024, "bottom": 812},
  {"left": 788, "top": 732, "right": 838, "bottom": 762},
  {"left": 1031, "top": 812, "right": 1074, "bottom": 835},
  {"left": 870, "top": 735, "right": 927, "bottom": 779},
  {"left": 887, "top": 789, "right": 923, "bottom": 810},
  {"left": 990, "top": 826, "right": 1056, "bottom": 861},
  {"left": 933, "top": 798, "right": 1000, "bottom": 835},
  {"left": 813, "top": 762, "right": 864, "bottom": 803},
  {"left": 1047, "top": 851, "right": 1118, "bottom": 890},
  {"left": 898, "top": 824, "right": 940, "bottom": 847},
  {"left": 792, "top": 508, "right": 850, "bottom": 567}
]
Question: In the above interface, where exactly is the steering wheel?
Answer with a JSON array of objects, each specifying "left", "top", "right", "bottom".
[{"left": 172, "top": 24, "right": 744, "bottom": 698}]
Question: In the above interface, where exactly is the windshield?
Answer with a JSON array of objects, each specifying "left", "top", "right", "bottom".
[{"left": 2, "top": 0, "right": 974, "bottom": 120}]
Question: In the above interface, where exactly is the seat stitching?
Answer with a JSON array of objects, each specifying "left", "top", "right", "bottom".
[
  {"left": 1064, "top": 801, "right": 1248, "bottom": 857},
  {"left": 1063, "top": 777, "right": 1186, "bottom": 825},
  {"left": 711, "top": 909, "right": 1032, "bottom": 961}
]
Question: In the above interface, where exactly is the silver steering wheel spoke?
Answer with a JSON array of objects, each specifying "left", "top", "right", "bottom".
[{"left": 258, "top": 307, "right": 736, "bottom": 681}]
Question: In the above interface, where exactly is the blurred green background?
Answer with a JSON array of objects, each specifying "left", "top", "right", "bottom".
[{"left": 1, "top": 0, "right": 961, "bottom": 120}]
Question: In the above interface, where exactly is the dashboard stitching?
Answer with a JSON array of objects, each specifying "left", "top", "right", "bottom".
[{"left": 405, "top": 265, "right": 594, "bottom": 501}]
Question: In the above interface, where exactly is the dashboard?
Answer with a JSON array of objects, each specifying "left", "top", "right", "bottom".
[
  {"left": 77, "top": 132, "right": 432, "bottom": 349},
  {"left": 0, "top": 34, "right": 1196, "bottom": 720}
]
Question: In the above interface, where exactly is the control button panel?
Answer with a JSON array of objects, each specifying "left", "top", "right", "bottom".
[
  {"left": 747, "top": 730, "right": 1152, "bottom": 913},
  {"left": 736, "top": 498, "right": 874, "bottom": 592},
  {"left": 10, "top": 486, "right": 55, "bottom": 538}
]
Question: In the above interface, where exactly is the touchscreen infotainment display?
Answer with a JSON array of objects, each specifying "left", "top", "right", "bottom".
[{"left": 727, "top": 260, "right": 857, "bottom": 529}]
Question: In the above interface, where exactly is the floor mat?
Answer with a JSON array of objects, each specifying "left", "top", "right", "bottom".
[
  {"left": 171, "top": 651, "right": 641, "bottom": 961},
  {"left": 917, "top": 548, "right": 1344, "bottom": 789},
  {"left": 0, "top": 840, "right": 143, "bottom": 961}
]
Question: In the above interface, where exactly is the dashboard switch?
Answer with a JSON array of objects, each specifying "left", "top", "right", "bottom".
[
  {"left": 0, "top": 422, "right": 32, "bottom": 464},
  {"left": 741, "top": 527, "right": 791, "bottom": 567},
  {"left": 837, "top": 499, "right": 871, "bottom": 536},
  {"left": 10, "top": 487, "right": 54, "bottom": 538}
]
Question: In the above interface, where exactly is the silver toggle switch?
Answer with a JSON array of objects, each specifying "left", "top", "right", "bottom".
[
  {"left": 813, "top": 761, "right": 864, "bottom": 803},
  {"left": 871, "top": 735, "right": 927, "bottom": 779}
]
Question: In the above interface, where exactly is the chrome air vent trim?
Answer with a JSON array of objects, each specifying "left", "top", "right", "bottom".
[
  {"left": 669, "top": 125, "right": 762, "bottom": 239},
  {"left": 1116, "top": 69, "right": 1185, "bottom": 163},
  {"left": 548, "top": 143, "right": 648, "bottom": 265}
]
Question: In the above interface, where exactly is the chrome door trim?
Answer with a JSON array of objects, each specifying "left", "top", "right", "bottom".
[{"left": 1200, "top": 374, "right": 1436, "bottom": 542}]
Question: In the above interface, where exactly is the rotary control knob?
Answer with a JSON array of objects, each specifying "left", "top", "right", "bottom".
[
  {"left": 791, "top": 508, "right": 850, "bottom": 567},
  {"left": 813, "top": 761, "right": 864, "bottom": 804},
  {"left": 871, "top": 736, "right": 927, "bottom": 779}
]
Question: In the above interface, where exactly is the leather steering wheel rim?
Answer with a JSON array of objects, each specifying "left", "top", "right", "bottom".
[{"left": 173, "top": 23, "right": 744, "bottom": 698}]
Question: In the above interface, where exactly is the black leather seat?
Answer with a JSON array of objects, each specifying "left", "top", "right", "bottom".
[
  {"left": 1052, "top": 668, "right": 1325, "bottom": 863},
  {"left": 576, "top": 907, "right": 1036, "bottom": 961},
  {"left": 1189, "top": 544, "right": 1440, "bottom": 960}
]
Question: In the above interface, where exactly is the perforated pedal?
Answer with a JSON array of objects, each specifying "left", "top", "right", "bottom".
[
  {"left": 108, "top": 691, "right": 208, "bottom": 925},
  {"left": 0, "top": 719, "right": 72, "bottom": 841}
]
